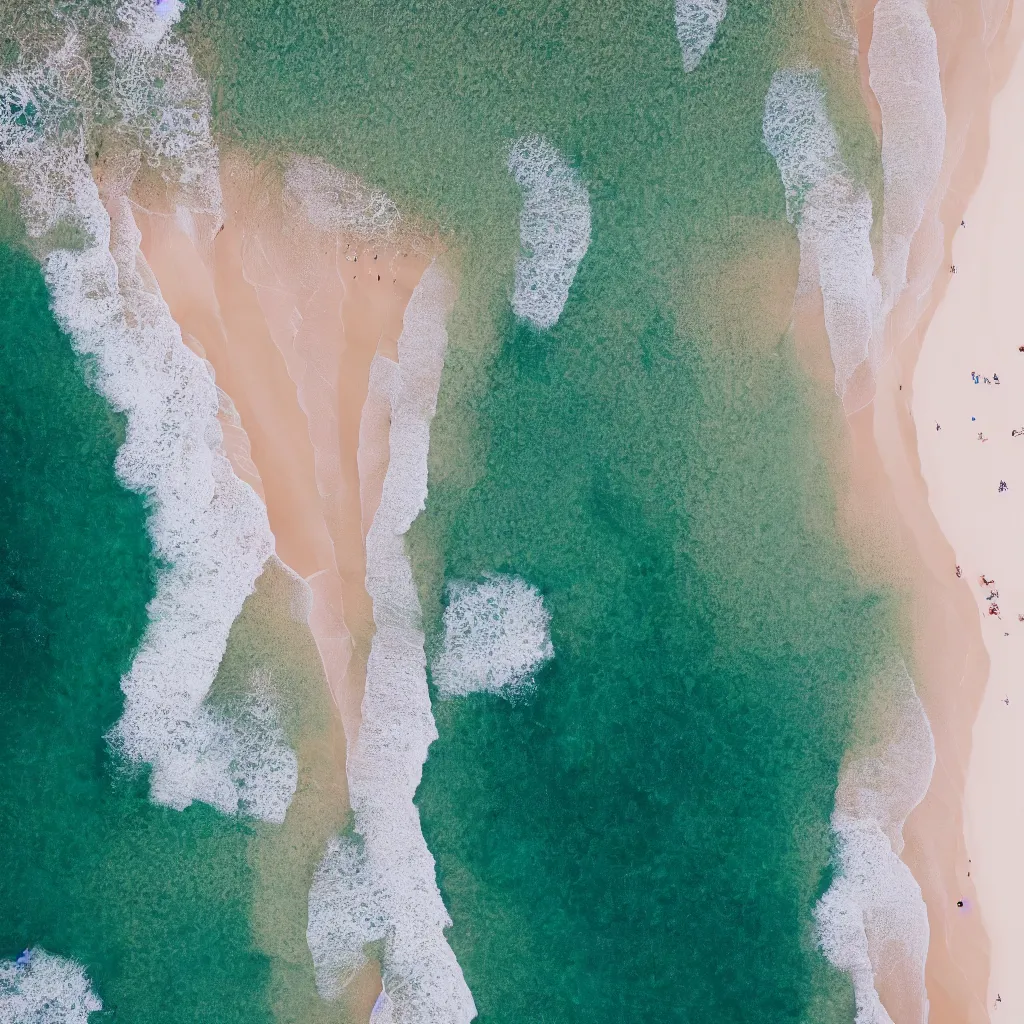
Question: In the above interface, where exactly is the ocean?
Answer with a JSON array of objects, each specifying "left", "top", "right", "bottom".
[{"left": 0, "top": 0, "right": 932, "bottom": 1021}]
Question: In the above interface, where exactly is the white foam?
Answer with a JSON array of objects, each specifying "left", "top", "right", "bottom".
[
  {"left": 307, "top": 264, "right": 475, "bottom": 1024},
  {"left": 432, "top": 575, "right": 553, "bottom": 699},
  {"left": 370, "top": 989, "right": 397, "bottom": 1024},
  {"left": 109, "top": 0, "right": 222, "bottom": 208},
  {"left": 0, "top": 23, "right": 296, "bottom": 822},
  {"left": 763, "top": 68, "right": 882, "bottom": 395},
  {"left": 868, "top": 0, "right": 946, "bottom": 324},
  {"left": 814, "top": 662, "right": 934, "bottom": 1024},
  {"left": 508, "top": 135, "right": 591, "bottom": 330},
  {"left": 0, "top": 949, "right": 102, "bottom": 1024},
  {"left": 285, "top": 155, "right": 400, "bottom": 237},
  {"left": 674, "top": 0, "right": 728, "bottom": 72}
]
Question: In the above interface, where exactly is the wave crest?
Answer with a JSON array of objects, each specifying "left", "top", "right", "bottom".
[
  {"left": 508, "top": 135, "right": 591, "bottom": 330},
  {"left": 0, "top": 15, "right": 295, "bottom": 822},
  {"left": 432, "top": 575, "right": 553, "bottom": 699},
  {"left": 0, "top": 949, "right": 102, "bottom": 1024},
  {"left": 814, "top": 662, "right": 934, "bottom": 1024}
]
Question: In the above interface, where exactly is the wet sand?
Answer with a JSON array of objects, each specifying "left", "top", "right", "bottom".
[
  {"left": 130, "top": 151, "right": 430, "bottom": 748},
  {"left": 807, "top": 0, "right": 1024, "bottom": 1019}
]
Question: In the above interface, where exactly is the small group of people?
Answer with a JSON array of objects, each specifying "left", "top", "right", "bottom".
[{"left": 971, "top": 370, "right": 1001, "bottom": 384}]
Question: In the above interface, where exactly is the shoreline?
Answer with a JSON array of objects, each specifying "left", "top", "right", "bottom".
[
  {"left": 911, "top": 9, "right": 1024, "bottom": 1013},
  {"left": 130, "top": 151, "right": 431, "bottom": 751},
  {"left": 824, "top": 0, "right": 1024, "bottom": 1018}
]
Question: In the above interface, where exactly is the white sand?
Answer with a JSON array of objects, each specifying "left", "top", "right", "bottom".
[{"left": 913, "top": 31, "right": 1024, "bottom": 1017}]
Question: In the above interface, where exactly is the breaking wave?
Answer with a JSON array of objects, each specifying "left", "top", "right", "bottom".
[
  {"left": 0, "top": 949, "right": 102, "bottom": 1024},
  {"left": 868, "top": 0, "right": 946, "bottom": 315},
  {"left": 432, "top": 575, "right": 554, "bottom": 699},
  {"left": 0, "top": 6, "right": 295, "bottom": 821},
  {"left": 307, "top": 264, "right": 475, "bottom": 1024},
  {"left": 508, "top": 135, "right": 591, "bottom": 330},
  {"left": 763, "top": 67, "right": 881, "bottom": 395},
  {"left": 284, "top": 154, "right": 400, "bottom": 237},
  {"left": 675, "top": 0, "right": 728, "bottom": 72},
  {"left": 814, "top": 662, "right": 934, "bottom": 1024}
]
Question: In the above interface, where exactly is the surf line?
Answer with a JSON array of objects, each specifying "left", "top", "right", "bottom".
[
  {"left": 815, "top": 662, "right": 935, "bottom": 1024},
  {"left": 307, "top": 263, "right": 476, "bottom": 1024},
  {"left": 761, "top": 0, "right": 944, "bottom": 398},
  {"left": 0, "top": 3, "right": 296, "bottom": 821}
]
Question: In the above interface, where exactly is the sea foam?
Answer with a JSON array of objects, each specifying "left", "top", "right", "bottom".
[
  {"left": 432, "top": 575, "right": 554, "bottom": 699},
  {"left": 285, "top": 155, "right": 400, "bottom": 237},
  {"left": 0, "top": 949, "right": 102, "bottom": 1024},
  {"left": 307, "top": 264, "right": 475, "bottom": 1024},
  {"left": 814, "top": 662, "right": 934, "bottom": 1024},
  {"left": 508, "top": 135, "right": 591, "bottom": 330},
  {"left": 109, "top": 0, "right": 222, "bottom": 207},
  {"left": 0, "top": 13, "right": 296, "bottom": 821},
  {"left": 675, "top": 0, "right": 728, "bottom": 72},
  {"left": 763, "top": 68, "right": 881, "bottom": 395},
  {"left": 868, "top": 0, "right": 945, "bottom": 319}
]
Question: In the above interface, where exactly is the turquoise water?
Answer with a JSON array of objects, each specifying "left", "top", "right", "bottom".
[
  {"left": 0, "top": 241, "right": 278, "bottom": 1021},
  {"left": 0, "top": 0, "right": 908, "bottom": 1020},
  {"left": 186, "top": 0, "right": 894, "bottom": 1020}
]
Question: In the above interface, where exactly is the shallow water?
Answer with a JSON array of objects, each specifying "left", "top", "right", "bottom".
[
  {"left": 0, "top": 0, "right": 927, "bottom": 1020},
  {"left": 185, "top": 0, "right": 901, "bottom": 1020}
]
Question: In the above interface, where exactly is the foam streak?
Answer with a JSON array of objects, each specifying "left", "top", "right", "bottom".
[
  {"left": 307, "top": 264, "right": 475, "bottom": 1024},
  {"left": 508, "top": 135, "right": 591, "bottom": 330},
  {"left": 0, "top": 13, "right": 296, "bottom": 821},
  {"left": 0, "top": 949, "right": 102, "bottom": 1023},
  {"left": 675, "top": 0, "right": 728, "bottom": 72},
  {"left": 433, "top": 574, "right": 553, "bottom": 699},
  {"left": 814, "top": 663, "right": 934, "bottom": 1024}
]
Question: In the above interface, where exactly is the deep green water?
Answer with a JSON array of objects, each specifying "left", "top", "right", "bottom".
[
  {"left": 0, "top": 242, "right": 277, "bottom": 1022},
  {"left": 183, "top": 0, "right": 894, "bottom": 1022}
]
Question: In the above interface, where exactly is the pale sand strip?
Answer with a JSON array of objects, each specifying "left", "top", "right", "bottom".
[
  {"left": 131, "top": 155, "right": 431, "bottom": 1021},
  {"left": 823, "top": 0, "right": 1024, "bottom": 1019},
  {"left": 786, "top": 0, "right": 1021, "bottom": 1019},
  {"left": 913, "top": 20, "right": 1024, "bottom": 1015},
  {"left": 132, "top": 151, "right": 430, "bottom": 751}
]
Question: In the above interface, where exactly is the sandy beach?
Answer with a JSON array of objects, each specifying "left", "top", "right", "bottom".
[
  {"left": 129, "top": 152, "right": 430, "bottom": 747},
  {"left": 912, "top": 17, "right": 1024, "bottom": 1014},
  {"left": 121, "top": 154, "right": 436, "bottom": 1020},
  {"left": 780, "top": 0, "right": 1024, "bottom": 1018},
  {"left": 805, "top": 0, "right": 1024, "bottom": 1018}
]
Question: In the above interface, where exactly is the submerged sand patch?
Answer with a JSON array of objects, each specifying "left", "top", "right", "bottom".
[{"left": 132, "top": 151, "right": 431, "bottom": 747}]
